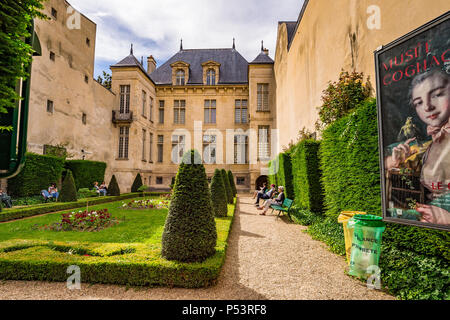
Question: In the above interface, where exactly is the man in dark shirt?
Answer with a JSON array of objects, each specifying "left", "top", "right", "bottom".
[
  {"left": 255, "top": 184, "right": 276, "bottom": 206},
  {"left": 0, "top": 189, "right": 13, "bottom": 208},
  {"left": 257, "top": 186, "right": 285, "bottom": 215}
]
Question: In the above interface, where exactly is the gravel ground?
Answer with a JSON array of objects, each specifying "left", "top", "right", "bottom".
[{"left": 0, "top": 195, "right": 394, "bottom": 300}]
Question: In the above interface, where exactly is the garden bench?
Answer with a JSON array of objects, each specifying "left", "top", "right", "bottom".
[{"left": 270, "top": 198, "right": 294, "bottom": 220}]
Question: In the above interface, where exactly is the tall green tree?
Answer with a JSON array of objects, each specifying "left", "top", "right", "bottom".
[
  {"left": 131, "top": 173, "right": 143, "bottom": 193},
  {"left": 210, "top": 169, "right": 228, "bottom": 217},
  {"left": 221, "top": 169, "right": 233, "bottom": 204},
  {"left": 162, "top": 150, "right": 217, "bottom": 262},
  {"left": 59, "top": 170, "right": 77, "bottom": 202},
  {"left": 227, "top": 170, "right": 237, "bottom": 197},
  {"left": 0, "top": 0, "right": 47, "bottom": 131},
  {"left": 107, "top": 175, "right": 120, "bottom": 196}
]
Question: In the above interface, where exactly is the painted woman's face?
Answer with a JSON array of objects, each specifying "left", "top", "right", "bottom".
[{"left": 412, "top": 73, "right": 450, "bottom": 127}]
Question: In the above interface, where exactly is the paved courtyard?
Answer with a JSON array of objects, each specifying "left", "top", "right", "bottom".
[{"left": 0, "top": 195, "right": 394, "bottom": 300}]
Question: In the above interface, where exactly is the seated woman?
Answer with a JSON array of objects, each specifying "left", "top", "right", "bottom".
[
  {"left": 252, "top": 182, "right": 267, "bottom": 199},
  {"left": 99, "top": 181, "right": 108, "bottom": 196},
  {"left": 0, "top": 189, "right": 13, "bottom": 208},
  {"left": 257, "top": 186, "right": 285, "bottom": 216},
  {"left": 41, "top": 183, "right": 59, "bottom": 202}
]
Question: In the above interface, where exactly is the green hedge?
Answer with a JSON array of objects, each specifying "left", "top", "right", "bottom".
[
  {"left": 0, "top": 202, "right": 237, "bottom": 288},
  {"left": 315, "top": 98, "right": 449, "bottom": 300},
  {"left": 291, "top": 140, "right": 323, "bottom": 213},
  {"left": 7, "top": 153, "right": 65, "bottom": 197},
  {"left": 65, "top": 160, "right": 107, "bottom": 190},
  {"left": 319, "top": 98, "right": 381, "bottom": 218},
  {"left": 0, "top": 193, "right": 164, "bottom": 223},
  {"left": 268, "top": 159, "right": 278, "bottom": 187}
]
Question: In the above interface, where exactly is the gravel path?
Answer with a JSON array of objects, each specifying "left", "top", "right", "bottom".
[{"left": 0, "top": 195, "right": 394, "bottom": 300}]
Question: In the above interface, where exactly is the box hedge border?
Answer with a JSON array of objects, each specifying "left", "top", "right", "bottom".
[{"left": 0, "top": 200, "right": 237, "bottom": 288}]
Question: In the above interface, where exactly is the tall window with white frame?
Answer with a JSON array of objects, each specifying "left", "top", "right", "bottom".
[
  {"left": 206, "top": 69, "right": 216, "bottom": 85},
  {"left": 172, "top": 135, "right": 185, "bottom": 164},
  {"left": 174, "top": 100, "right": 186, "bottom": 124},
  {"left": 204, "top": 100, "right": 216, "bottom": 124},
  {"left": 149, "top": 132, "right": 153, "bottom": 163},
  {"left": 257, "top": 84, "right": 269, "bottom": 111},
  {"left": 159, "top": 100, "right": 165, "bottom": 124},
  {"left": 142, "top": 91, "right": 147, "bottom": 117},
  {"left": 258, "top": 126, "right": 270, "bottom": 161},
  {"left": 235, "top": 99, "right": 248, "bottom": 124},
  {"left": 149, "top": 97, "right": 153, "bottom": 122},
  {"left": 118, "top": 127, "right": 129, "bottom": 159},
  {"left": 203, "top": 135, "right": 217, "bottom": 164},
  {"left": 142, "top": 129, "right": 147, "bottom": 161},
  {"left": 157, "top": 135, "right": 164, "bottom": 163},
  {"left": 234, "top": 135, "right": 249, "bottom": 164},
  {"left": 176, "top": 69, "right": 185, "bottom": 85},
  {"left": 120, "top": 85, "right": 130, "bottom": 114}
]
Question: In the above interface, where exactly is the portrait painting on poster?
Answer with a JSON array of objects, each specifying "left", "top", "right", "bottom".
[{"left": 375, "top": 11, "right": 450, "bottom": 231}]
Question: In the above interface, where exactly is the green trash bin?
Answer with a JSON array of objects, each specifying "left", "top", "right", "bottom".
[{"left": 347, "top": 214, "right": 386, "bottom": 279}]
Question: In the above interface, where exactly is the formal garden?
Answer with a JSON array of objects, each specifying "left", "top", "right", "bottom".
[
  {"left": 268, "top": 72, "right": 449, "bottom": 300},
  {"left": 0, "top": 150, "right": 238, "bottom": 288}
]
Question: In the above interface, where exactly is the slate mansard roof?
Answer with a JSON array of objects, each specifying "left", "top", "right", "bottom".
[{"left": 149, "top": 48, "right": 250, "bottom": 85}]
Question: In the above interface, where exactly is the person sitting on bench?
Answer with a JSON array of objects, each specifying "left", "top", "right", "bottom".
[
  {"left": 0, "top": 189, "right": 13, "bottom": 208},
  {"left": 253, "top": 182, "right": 267, "bottom": 199},
  {"left": 257, "top": 186, "right": 285, "bottom": 216},
  {"left": 94, "top": 182, "right": 107, "bottom": 196},
  {"left": 41, "top": 183, "right": 59, "bottom": 202},
  {"left": 255, "top": 184, "right": 276, "bottom": 206}
]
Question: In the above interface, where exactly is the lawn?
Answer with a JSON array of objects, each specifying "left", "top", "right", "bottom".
[{"left": 0, "top": 197, "right": 237, "bottom": 288}]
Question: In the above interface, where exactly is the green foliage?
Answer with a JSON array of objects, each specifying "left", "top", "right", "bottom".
[
  {"left": 131, "top": 173, "right": 143, "bottom": 193},
  {"left": 268, "top": 159, "right": 278, "bottom": 187},
  {"left": 170, "top": 176, "right": 176, "bottom": 189},
  {"left": 227, "top": 170, "right": 237, "bottom": 197},
  {"left": 96, "top": 71, "right": 112, "bottom": 90},
  {"left": 64, "top": 160, "right": 107, "bottom": 190},
  {"left": 77, "top": 188, "right": 98, "bottom": 199},
  {"left": 7, "top": 153, "right": 64, "bottom": 197},
  {"left": 0, "top": 0, "right": 46, "bottom": 126},
  {"left": 320, "top": 98, "right": 380, "bottom": 218},
  {"left": 273, "top": 152, "right": 295, "bottom": 200},
  {"left": 162, "top": 150, "right": 217, "bottom": 262},
  {"left": 315, "top": 71, "right": 372, "bottom": 131},
  {"left": 59, "top": 170, "right": 77, "bottom": 202},
  {"left": 210, "top": 169, "right": 228, "bottom": 217},
  {"left": 291, "top": 140, "right": 323, "bottom": 212},
  {"left": 221, "top": 169, "right": 233, "bottom": 204},
  {"left": 107, "top": 175, "right": 121, "bottom": 196}
]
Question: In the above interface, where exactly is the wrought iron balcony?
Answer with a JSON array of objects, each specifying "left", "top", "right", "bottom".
[{"left": 112, "top": 111, "right": 134, "bottom": 124}]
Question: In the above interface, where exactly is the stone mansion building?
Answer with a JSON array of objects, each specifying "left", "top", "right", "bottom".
[{"left": 25, "top": 0, "right": 276, "bottom": 193}]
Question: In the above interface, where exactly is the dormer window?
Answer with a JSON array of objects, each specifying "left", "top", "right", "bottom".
[
  {"left": 202, "top": 61, "right": 220, "bottom": 85},
  {"left": 170, "top": 61, "right": 190, "bottom": 86},
  {"left": 176, "top": 69, "right": 185, "bottom": 86},
  {"left": 206, "top": 69, "right": 216, "bottom": 85}
]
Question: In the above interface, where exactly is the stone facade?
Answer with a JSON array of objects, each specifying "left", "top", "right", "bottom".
[{"left": 274, "top": 0, "right": 450, "bottom": 151}]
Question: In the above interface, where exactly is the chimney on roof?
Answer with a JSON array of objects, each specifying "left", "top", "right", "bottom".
[
  {"left": 261, "top": 40, "right": 269, "bottom": 55},
  {"left": 147, "top": 55, "right": 157, "bottom": 74}
]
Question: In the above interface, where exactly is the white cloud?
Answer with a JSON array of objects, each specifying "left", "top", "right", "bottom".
[{"left": 67, "top": 0, "right": 302, "bottom": 74}]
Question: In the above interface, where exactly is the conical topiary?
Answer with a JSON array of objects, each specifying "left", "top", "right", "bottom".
[
  {"left": 59, "top": 170, "right": 77, "bottom": 202},
  {"left": 170, "top": 176, "right": 176, "bottom": 190},
  {"left": 221, "top": 169, "right": 233, "bottom": 204},
  {"left": 131, "top": 173, "right": 143, "bottom": 193},
  {"left": 227, "top": 170, "right": 237, "bottom": 197},
  {"left": 108, "top": 175, "right": 120, "bottom": 196},
  {"left": 210, "top": 169, "right": 228, "bottom": 217},
  {"left": 162, "top": 150, "right": 217, "bottom": 262}
]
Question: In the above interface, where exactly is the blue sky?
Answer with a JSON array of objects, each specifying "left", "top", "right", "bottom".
[{"left": 67, "top": 0, "right": 303, "bottom": 79}]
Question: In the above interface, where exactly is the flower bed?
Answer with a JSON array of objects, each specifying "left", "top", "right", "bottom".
[
  {"left": 121, "top": 199, "right": 169, "bottom": 210},
  {"left": 34, "top": 209, "right": 119, "bottom": 232}
]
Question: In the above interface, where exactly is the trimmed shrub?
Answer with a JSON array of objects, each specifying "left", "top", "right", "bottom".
[
  {"left": 64, "top": 160, "right": 107, "bottom": 190},
  {"left": 268, "top": 159, "right": 278, "bottom": 187},
  {"left": 275, "top": 152, "right": 295, "bottom": 200},
  {"left": 107, "top": 175, "right": 120, "bottom": 196},
  {"left": 227, "top": 170, "right": 237, "bottom": 197},
  {"left": 59, "top": 170, "right": 77, "bottom": 202},
  {"left": 320, "top": 98, "right": 380, "bottom": 218},
  {"left": 131, "top": 173, "right": 143, "bottom": 193},
  {"left": 162, "top": 150, "right": 217, "bottom": 262},
  {"left": 7, "top": 153, "right": 64, "bottom": 197},
  {"left": 211, "top": 169, "right": 228, "bottom": 217},
  {"left": 221, "top": 169, "right": 233, "bottom": 204},
  {"left": 291, "top": 140, "right": 323, "bottom": 212}
]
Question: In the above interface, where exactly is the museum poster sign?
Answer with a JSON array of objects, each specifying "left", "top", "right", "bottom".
[{"left": 375, "top": 12, "right": 450, "bottom": 231}]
